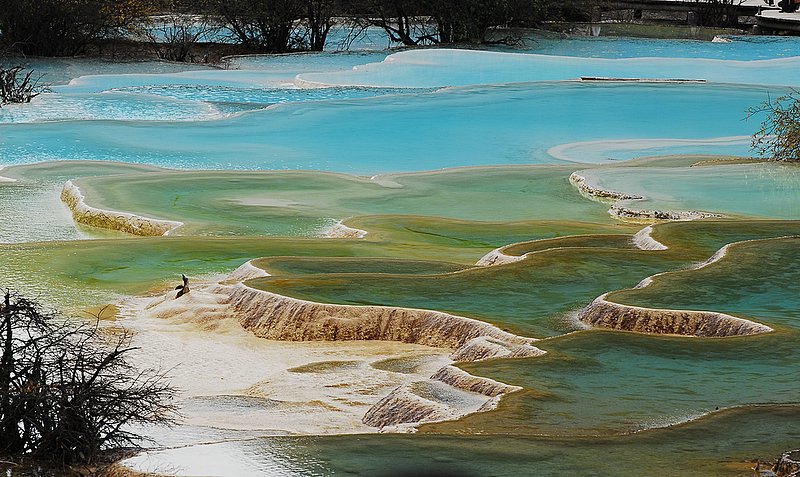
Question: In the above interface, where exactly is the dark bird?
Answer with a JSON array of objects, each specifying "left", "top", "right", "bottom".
[{"left": 175, "top": 274, "right": 190, "bottom": 298}]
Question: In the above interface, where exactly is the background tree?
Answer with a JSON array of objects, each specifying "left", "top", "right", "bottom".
[
  {"left": 347, "top": 0, "right": 435, "bottom": 46},
  {"left": 350, "top": 0, "right": 560, "bottom": 46},
  {"left": 748, "top": 91, "right": 800, "bottom": 162},
  {"left": 144, "top": 0, "right": 222, "bottom": 62},
  {"left": 208, "top": 0, "right": 305, "bottom": 53},
  {"left": 426, "top": 0, "right": 509, "bottom": 44},
  {"left": 302, "top": 0, "right": 336, "bottom": 51},
  {"left": 0, "top": 292, "right": 176, "bottom": 467},
  {"left": 0, "top": 0, "right": 155, "bottom": 56}
]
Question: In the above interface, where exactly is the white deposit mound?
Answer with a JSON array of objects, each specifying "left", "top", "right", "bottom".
[
  {"left": 295, "top": 48, "right": 800, "bottom": 88},
  {"left": 121, "top": 260, "right": 542, "bottom": 442}
]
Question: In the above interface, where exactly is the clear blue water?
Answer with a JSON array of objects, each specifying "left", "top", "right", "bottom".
[
  {"left": 3, "top": 42, "right": 794, "bottom": 175},
  {"left": 298, "top": 48, "right": 800, "bottom": 88},
  {"left": 518, "top": 35, "right": 800, "bottom": 60},
  {"left": 0, "top": 82, "right": 776, "bottom": 173}
]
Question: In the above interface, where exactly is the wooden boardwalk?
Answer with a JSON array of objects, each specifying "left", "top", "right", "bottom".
[{"left": 595, "top": 0, "right": 777, "bottom": 24}]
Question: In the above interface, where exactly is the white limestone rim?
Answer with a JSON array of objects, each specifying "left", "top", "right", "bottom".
[
  {"left": 232, "top": 281, "right": 540, "bottom": 349},
  {"left": 476, "top": 229, "right": 661, "bottom": 268},
  {"left": 225, "top": 260, "right": 271, "bottom": 282},
  {"left": 0, "top": 166, "right": 16, "bottom": 183},
  {"left": 549, "top": 136, "right": 751, "bottom": 164},
  {"left": 632, "top": 225, "right": 669, "bottom": 251},
  {"left": 475, "top": 248, "right": 526, "bottom": 266},
  {"left": 322, "top": 220, "right": 368, "bottom": 238},
  {"left": 583, "top": 236, "right": 800, "bottom": 336},
  {"left": 61, "top": 180, "right": 183, "bottom": 236},
  {"left": 580, "top": 292, "right": 774, "bottom": 336}
]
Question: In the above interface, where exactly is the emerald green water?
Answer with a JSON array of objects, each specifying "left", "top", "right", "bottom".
[
  {"left": 257, "top": 257, "right": 467, "bottom": 277},
  {"left": 70, "top": 165, "right": 618, "bottom": 237},
  {"left": 251, "top": 248, "right": 679, "bottom": 337},
  {"left": 452, "top": 330, "right": 799, "bottom": 436},
  {"left": 267, "top": 405, "right": 800, "bottom": 476},
  {"left": 612, "top": 236, "right": 800, "bottom": 330}
]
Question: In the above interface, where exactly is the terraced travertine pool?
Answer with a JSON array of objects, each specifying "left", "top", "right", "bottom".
[{"left": 2, "top": 34, "right": 800, "bottom": 476}]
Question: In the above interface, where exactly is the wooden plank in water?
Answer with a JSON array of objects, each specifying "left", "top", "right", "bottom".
[{"left": 580, "top": 76, "right": 707, "bottom": 83}]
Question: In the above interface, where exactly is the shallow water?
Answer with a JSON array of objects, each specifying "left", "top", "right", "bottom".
[
  {"left": 67, "top": 165, "right": 618, "bottom": 237},
  {"left": 0, "top": 82, "right": 775, "bottom": 173},
  {"left": 1, "top": 37, "right": 799, "bottom": 476},
  {"left": 612, "top": 237, "right": 800, "bottom": 330},
  {"left": 297, "top": 48, "right": 800, "bottom": 88},
  {"left": 579, "top": 162, "right": 800, "bottom": 219}
]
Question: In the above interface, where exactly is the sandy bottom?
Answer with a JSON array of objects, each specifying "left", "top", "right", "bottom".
[{"left": 116, "top": 294, "right": 453, "bottom": 475}]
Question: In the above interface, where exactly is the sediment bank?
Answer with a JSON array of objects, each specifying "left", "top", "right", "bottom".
[
  {"left": 226, "top": 282, "right": 543, "bottom": 362},
  {"left": 569, "top": 171, "right": 722, "bottom": 223},
  {"left": 323, "top": 220, "right": 368, "bottom": 238},
  {"left": 569, "top": 172, "right": 641, "bottom": 201},
  {"left": 577, "top": 293, "right": 773, "bottom": 337},
  {"left": 137, "top": 260, "right": 544, "bottom": 430},
  {"left": 61, "top": 180, "right": 182, "bottom": 236}
]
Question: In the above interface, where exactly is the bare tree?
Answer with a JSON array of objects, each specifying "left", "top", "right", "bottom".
[
  {"left": 0, "top": 291, "right": 176, "bottom": 468},
  {"left": 145, "top": 13, "right": 222, "bottom": 62},
  {"left": 209, "top": 0, "right": 306, "bottom": 53},
  {"left": 0, "top": 65, "right": 44, "bottom": 107},
  {"left": 747, "top": 90, "right": 800, "bottom": 162},
  {"left": 302, "top": 0, "right": 336, "bottom": 51},
  {"left": 353, "top": 0, "right": 436, "bottom": 46},
  {"left": 0, "top": 0, "right": 154, "bottom": 56}
]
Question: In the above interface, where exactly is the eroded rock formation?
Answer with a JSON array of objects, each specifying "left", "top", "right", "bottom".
[
  {"left": 578, "top": 294, "right": 773, "bottom": 337},
  {"left": 431, "top": 365, "right": 521, "bottom": 397},
  {"left": 362, "top": 386, "right": 451, "bottom": 428},
  {"left": 362, "top": 365, "right": 524, "bottom": 429},
  {"left": 774, "top": 449, "right": 800, "bottom": 477},
  {"left": 139, "top": 260, "right": 546, "bottom": 431},
  {"left": 226, "top": 284, "right": 544, "bottom": 362},
  {"left": 569, "top": 172, "right": 642, "bottom": 201},
  {"left": 61, "top": 180, "right": 182, "bottom": 236},
  {"left": 610, "top": 205, "right": 722, "bottom": 222}
]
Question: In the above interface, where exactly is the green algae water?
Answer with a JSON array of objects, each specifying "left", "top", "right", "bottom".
[
  {"left": 611, "top": 236, "right": 800, "bottom": 330},
  {"left": 2, "top": 38, "right": 800, "bottom": 477}
]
